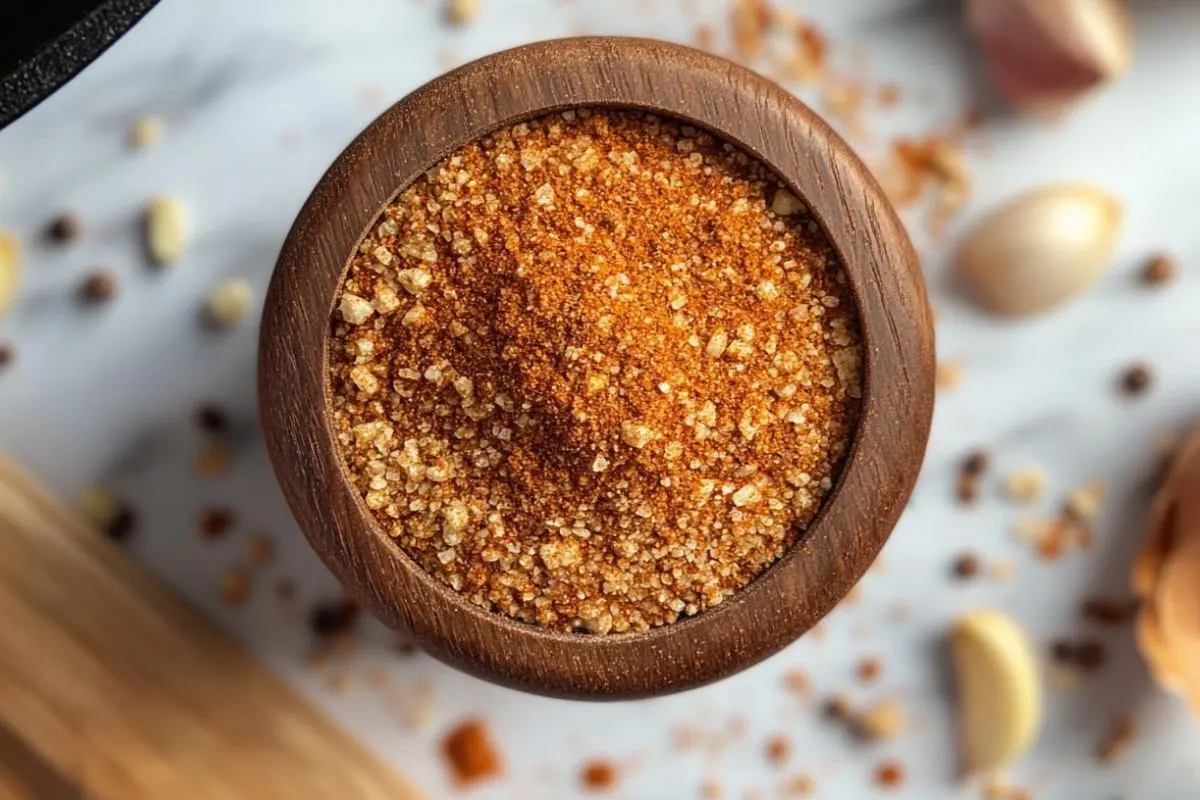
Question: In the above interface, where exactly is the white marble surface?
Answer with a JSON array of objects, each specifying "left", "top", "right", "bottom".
[{"left": 3, "top": 0, "right": 1200, "bottom": 797}]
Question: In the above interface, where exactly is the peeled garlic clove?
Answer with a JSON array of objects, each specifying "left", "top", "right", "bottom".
[
  {"left": 0, "top": 233, "right": 20, "bottom": 317},
  {"left": 967, "top": 0, "right": 1133, "bottom": 115},
  {"left": 951, "top": 610, "right": 1042, "bottom": 775},
  {"left": 956, "top": 185, "right": 1121, "bottom": 316}
]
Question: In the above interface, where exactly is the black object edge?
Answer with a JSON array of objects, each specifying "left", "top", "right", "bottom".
[{"left": 0, "top": 0, "right": 160, "bottom": 131}]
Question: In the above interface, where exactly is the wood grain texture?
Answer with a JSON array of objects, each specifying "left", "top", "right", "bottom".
[
  {"left": 0, "top": 459, "right": 420, "bottom": 800},
  {"left": 260, "top": 37, "right": 935, "bottom": 700}
]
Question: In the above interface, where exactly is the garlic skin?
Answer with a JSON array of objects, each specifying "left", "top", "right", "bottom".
[
  {"left": 968, "top": 0, "right": 1133, "bottom": 115},
  {"left": 1135, "top": 427, "right": 1200, "bottom": 715},
  {"left": 956, "top": 185, "right": 1122, "bottom": 316}
]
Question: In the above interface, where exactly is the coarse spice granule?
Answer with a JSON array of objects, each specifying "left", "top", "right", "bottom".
[{"left": 328, "top": 109, "right": 862, "bottom": 634}]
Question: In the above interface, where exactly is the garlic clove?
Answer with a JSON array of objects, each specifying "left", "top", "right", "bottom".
[
  {"left": 951, "top": 610, "right": 1043, "bottom": 775},
  {"left": 968, "top": 0, "right": 1133, "bottom": 115},
  {"left": 0, "top": 233, "right": 19, "bottom": 317},
  {"left": 956, "top": 184, "right": 1121, "bottom": 316}
]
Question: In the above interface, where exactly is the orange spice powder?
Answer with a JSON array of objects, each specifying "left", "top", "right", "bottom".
[{"left": 329, "top": 110, "right": 862, "bottom": 634}]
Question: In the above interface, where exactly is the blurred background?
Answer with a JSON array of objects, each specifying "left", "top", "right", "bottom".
[{"left": 2, "top": 0, "right": 1199, "bottom": 797}]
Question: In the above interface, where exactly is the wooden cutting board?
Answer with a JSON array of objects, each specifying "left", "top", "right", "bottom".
[{"left": 0, "top": 459, "right": 420, "bottom": 799}]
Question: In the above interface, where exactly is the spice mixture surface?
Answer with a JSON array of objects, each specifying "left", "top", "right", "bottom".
[{"left": 328, "top": 110, "right": 862, "bottom": 634}]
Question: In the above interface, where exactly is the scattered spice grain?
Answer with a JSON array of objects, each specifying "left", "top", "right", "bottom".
[
  {"left": 446, "top": 0, "right": 481, "bottom": 26},
  {"left": 247, "top": 534, "right": 274, "bottom": 567},
  {"left": 956, "top": 448, "right": 989, "bottom": 504},
  {"left": 78, "top": 270, "right": 118, "bottom": 304},
  {"left": 1119, "top": 363, "right": 1153, "bottom": 397},
  {"left": 1140, "top": 253, "right": 1176, "bottom": 286},
  {"left": 442, "top": 719, "right": 502, "bottom": 785},
  {"left": 195, "top": 442, "right": 231, "bottom": 477},
  {"left": 77, "top": 486, "right": 136, "bottom": 543},
  {"left": 1051, "top": 638, "right": 1107, "bottom": 673},
  {"left": 0, "top": 343, "right": 13, "bottom": 372},
  {"left": 783, "top": 668, "right": 811, "bottom": 698},
  {"left": 824, "top": 694, "right": 853, "bottom": 721},
  {"left": 199, "top": 506, "right": 235, "bottom": 540},
  {"left": 130, "top": 116, "right": 164, "bottom": 149},
  {"left": 221, "top": 567, "right": 250, "bottom": 606},
  {"left": 765, "top": 734, "right": 791, "bottom": 766},
  {"left": 328, "top": 109, "right": 862, "bottom": 633},
  {"left": 952, "top": 552, "right": 981, "bottom": 580},
  {"left": 1004, "top": 467, "right": 1047, "bottom": 503},
  {"left": 1098, "top": 714, "right": 1137, "bottom": 763},
  {"left": 580, "top": 759, "right": 619, "bottom": 792},
  {"left": 1080, "top": 596, "right": 1139, "bottom": 627},
  {"left": 873, "top": 760, "right": 905, "bottom": 789},
  {"left": 46, "top": 213, "right": 81, "bottom": 244},
  {"left": 856, "top": 699, "right": 904, "bottom": 742},
  {"left": 308, "top": 597, "right": 360, "bottom": 638},
  {"left": 782, "top": 775, "right": 815, "bottom": 796},
  {"left": 274, "top": 578, "right": 296, "bottom": 602},
  {"left": 195, "top": 402, "right": 229, "bottom": 434},
  {"left": 856, "top": 657, "right": 882, "bottom": 683}
]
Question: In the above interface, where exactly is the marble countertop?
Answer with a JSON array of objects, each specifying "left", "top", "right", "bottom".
[{"left": 3, "top": 0, "right": 1200, "bottom": 797}]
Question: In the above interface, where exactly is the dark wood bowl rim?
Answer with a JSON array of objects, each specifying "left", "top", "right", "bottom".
[{"left": 260, "top": 37, "right": 934, "bottom": 700}]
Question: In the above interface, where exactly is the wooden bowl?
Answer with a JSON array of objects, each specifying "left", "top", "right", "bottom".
[{"left": 260, "top": 37, "right": 934, "bottom": 700}]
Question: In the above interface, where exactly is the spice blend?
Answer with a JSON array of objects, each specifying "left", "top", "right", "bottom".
[{"left": 329, "top": 110, "right": 862, "bottom": 634}]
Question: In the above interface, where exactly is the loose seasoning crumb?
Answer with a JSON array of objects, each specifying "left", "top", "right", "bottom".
[
  {"left": 580, "top": 759, "right": 619, "bottom": 792},
  {"left": 701, "top": 778, "right": 725, "bottom": 799},
  {"left": 275, "top": 578, "right": 296, "bottom": 601},
  {"left": 0, "top": 343, "right": 13, "bottom": 371},
  {"left": 1051, "top": 638, "right": 1107, "bottom": 673},
  {"left": 856, "top": 699, "right": 904, "bottom": 742},
  {"left": 47, "top": 213, "right": 81, "bottom": 244},
  {"left": 221, "top": 567, "right": 250, "bottom": 605},
  {"left": 199, "top": 506, "right": 235, "bottom": 540},
  {"left": 77, "top": 486, "right": 136, "bottom": 543},
  {"left": 782, "top": 774, "right": 815, "bottom": 796},
  {"left": 956, "top": 449, "right": 988, "bottom": 505},
  {"left": 874, "top": 760, "right": 905, "bottom": 789},
  {"left": 765, "top": 734, "right": 791, "bottom": 766},
  {"left": 1003, "top": 467, "right": 1047, "bottom": 503},
  {"left": 328, "top": 109, "right": 862, "bottom": 634},
  {"left": 247, "top": 534, "right": 274, "bottom": 567},
  {"left": 130, "top": 116, "right": 164, "bottom": 149},
  {"left": 963, "top": 450, "right": 989, "bottom": 477},
  {"left": 952, "top": 552, "right": 981, "bottom": 580},
  {"left": 824, "top": 694, "right": 853, "bottom": 720},
  {"left": 856, "top": 657, "right": 882, "bottom": 683},
  {"left": 783, "top": 668, "right": 811, "bottom": 698},
  {"left": 446, "top": 0, "right": 480, "bottom": 26},
  {"left": 1080, "top": 596, "right": 1139, "bottom": 626},
  {"left": 309, "top": 597, "right": 360, "bottom": 638},
  {"left": 1064, "top": 481, "right": 1106, "bottom": 521},
  {"left": 78, "top": 270, "right": 118, "bottom": 304},
  {"left": 196, "top": 442, "right": 231, "bottom": 477},
  {"left": 935, "top": 359, "right": 963, "bottom": 389},
  {"left": 195, "top": 402, "right": 229, "bottom": 434},
  {"left": 1140, "top": 253, "right": 1176, "bottom": 286},
  {"left": 204, "top": 277, "right": 253, "bottom": 329},
  {"left": 442, "top": 719, "right": 502, "bottom": 785},
  {"left": 1098, "top": 715, "right": 1137, "bottom": 763},
  {"left": 1119, "top": 363, "right": 1153, "bottom": 397}
]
